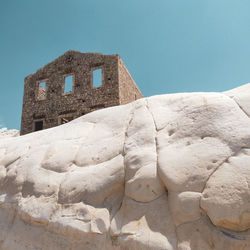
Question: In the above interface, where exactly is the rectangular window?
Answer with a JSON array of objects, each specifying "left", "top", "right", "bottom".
[
  {"left": 93, "top": 69, "right": 102, "bottom": 88},
  {"left": 34, "top": 121, "right": 43, "bottom": 131},
  {"left": 37, "top": 81, "right": 47, "bottom": 100},
  {"left": 64, "top": 75, "right": 73, "bottom": 93}
]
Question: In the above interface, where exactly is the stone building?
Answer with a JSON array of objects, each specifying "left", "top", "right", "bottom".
[{"left": 20, "top": 50, "right": 143, "bottom": 135}]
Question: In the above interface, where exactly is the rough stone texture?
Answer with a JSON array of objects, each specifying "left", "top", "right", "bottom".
[
  {"left": 20, "top": 50, "right": 143, "bottom": 135},
  {"left": 0, "top": 128, "right": 19, "bottom": 138},
  {"left": 2, "top": 84, "right": 250, "bottom": 249},
  {"left": 118, "top": 58, "right": 142, "bottom": 105}
]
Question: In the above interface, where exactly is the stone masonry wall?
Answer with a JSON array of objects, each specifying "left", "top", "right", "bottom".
[
  {"left": 21, "top": 51, "right": 143, "bottom": 135},
  {"left": 118, "top": 58, "right": 143, "bottom": 105}
]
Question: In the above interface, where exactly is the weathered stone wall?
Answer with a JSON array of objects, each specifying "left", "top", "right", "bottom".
[
  {"left": 21, "top": 51, "right": 143, "bottom": 135},
  {"left": 118, "top": 58, "right": 143, "bottom": 105}
]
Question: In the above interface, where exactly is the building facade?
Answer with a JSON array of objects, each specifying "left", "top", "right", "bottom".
[{"left": 20, "top": 51, "right": 143, "bottom": 135}]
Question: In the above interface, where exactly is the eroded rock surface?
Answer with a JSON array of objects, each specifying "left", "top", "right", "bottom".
[
  {"left": 0, "top": 128, "right": 19, "bottom": 138},
  {"left": 1, "top": 84, "right": 250, "bottom": 249}
]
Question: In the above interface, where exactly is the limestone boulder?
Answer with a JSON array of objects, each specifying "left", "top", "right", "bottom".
[
  {"left": 201, "top": 149, "right": 250, "bottom": 231},
  {"left": 1, "top": 84, "right": 250, "bottom": 249}
]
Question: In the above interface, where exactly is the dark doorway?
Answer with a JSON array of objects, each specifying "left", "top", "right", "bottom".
[{"left": 34, "top": 121, "right": 43, "bottom": 131}]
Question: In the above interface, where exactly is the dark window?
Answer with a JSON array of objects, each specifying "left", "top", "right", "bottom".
[
  {"left": 67, "top": 55, "right": 73, "bottom": 62},
  {"left": 93, "top": 69, "right": 102, "bottom": 88},
  {"left": 64, "top": 75, "right": 73, "bottom": 93},
  {"left": 34, "top": 121, "right": 43, "bottom": 131},
  {"left": 37, "top": 81, "right": 47, "bottom": 100}
]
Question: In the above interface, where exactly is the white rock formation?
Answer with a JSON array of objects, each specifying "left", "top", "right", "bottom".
[
  {"left": 0, "top": 128, "right": 19, "bottom": 138},
  {"left": 1, "top": 84, "right": 250, "bottom": 249}
]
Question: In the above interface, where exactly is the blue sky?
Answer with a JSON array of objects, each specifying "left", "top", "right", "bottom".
[{"left": 1, "top": 0, "right": 250, "bottom": 130}]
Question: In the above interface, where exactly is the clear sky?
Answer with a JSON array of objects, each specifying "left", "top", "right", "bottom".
[{"left": 1, "top": 0, "right": 250, "bottom": 130}]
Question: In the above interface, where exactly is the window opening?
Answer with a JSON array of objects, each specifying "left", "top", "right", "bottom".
[
  {"left": 64, "top": 75, "right": 73, "bottom": 93},
  {"left": 93, "top": 69, "right": 102, "bottom": 88},
  {"left": 34, "top": 121, "right": 43, "bottom": 131},
  {"left": 37, "top": 81, "right": 47, "bottom": 100}
]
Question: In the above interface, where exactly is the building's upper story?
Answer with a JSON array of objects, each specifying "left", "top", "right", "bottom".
[{"left": 20, "top": 50, "right": 143, "bottom": 135}]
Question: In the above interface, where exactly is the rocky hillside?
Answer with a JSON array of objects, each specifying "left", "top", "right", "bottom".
[{"left": 1, "top": 84, "right": 250, "bottom": 249}]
